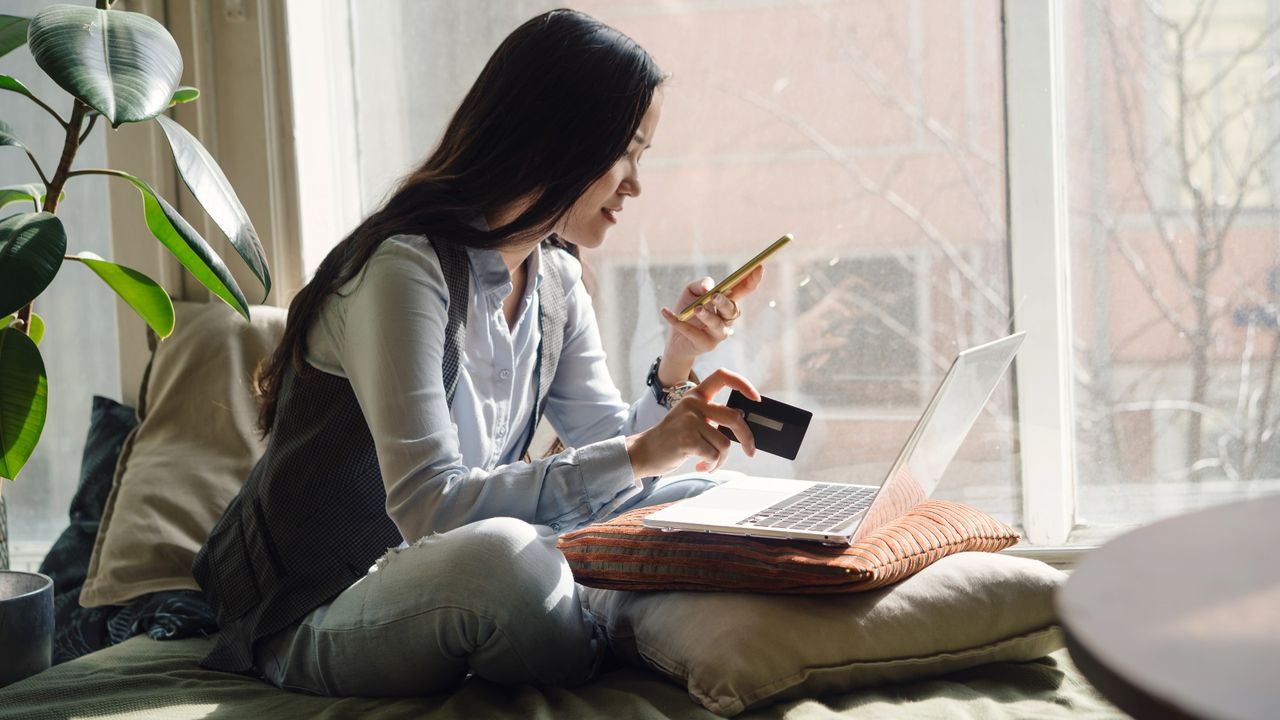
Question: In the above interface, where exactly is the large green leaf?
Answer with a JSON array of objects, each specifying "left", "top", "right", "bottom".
[
  {"left": 0, "top": 184, "right": 52, "bottom": 212},
  {"left": 0, "top": 16, "right": 29, "bottom": 58},
  {"left": 0, "top": 75, "right": 35, "bottom": 101},
  {"left": 156, "top": 115, "right": 270, "bottom": 300},
  {"left": 93, "top": 170, "right": 249, "bottom": 319},
  {"left": 0, "top": 326, "right": 46, "bottom": 480},
  {"left": 28, "top": 4, "right": 182, "bottom": 127},
  {"left": 0, "top": 76, "right": 57, "bottom": 125},
  {"left": 0, "top": 212, "right": 66, "bottom": 317},
  {"left": 70, "top": 251, "right": 174, "bottom": 338},
  {"left": 0, "top": 118, "right": 29, "bottom": 152}
]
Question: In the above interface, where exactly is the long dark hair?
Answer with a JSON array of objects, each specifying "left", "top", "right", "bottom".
[{"left": 256, "top": 9, "right": 664, "bottom": 434}]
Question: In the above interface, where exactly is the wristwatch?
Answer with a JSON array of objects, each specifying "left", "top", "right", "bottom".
[{"left": 646, "top": 356, "right": 697, "bottom": 409}]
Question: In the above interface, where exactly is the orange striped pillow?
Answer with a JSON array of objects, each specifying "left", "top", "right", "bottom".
[{"left": 557, "top": 499, "right": 1019, "bottom": 593}]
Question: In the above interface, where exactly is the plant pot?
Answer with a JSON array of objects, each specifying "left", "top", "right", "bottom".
[{"left": 0, "top": 570, "right": 54, "bottom": 688}]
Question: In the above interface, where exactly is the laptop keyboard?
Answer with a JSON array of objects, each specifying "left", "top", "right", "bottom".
[{"left": 736, "top": 483, "right": 878, "bottom": 533}]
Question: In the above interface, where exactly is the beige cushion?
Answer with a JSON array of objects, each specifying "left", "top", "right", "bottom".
[
  {"left": 584, "top": 552, "right": 1066, "bottom": 717},
  {"left": 79, "top": 301, "right": 285, "bottom": 607}
]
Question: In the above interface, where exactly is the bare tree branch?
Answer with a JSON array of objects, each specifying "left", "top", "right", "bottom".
[
  {"left": 1102, "top": 9, "right": 1199, "bottom": 293},
  {"left": 1189, "top": 17, "right": 1280, "bottom": 104},
  {"left": 1108, "top": 227, "right": 1196, "bottom": 337},
  {"left": 1187, "top": 0, "right": 1221, "bottom": 50},
  {"left": 728, "top": 87, "right": 1011, "bottom": 320},
  {"left": 1215, "top": 133, "right": 1280, "bottom": 248},
  {"left": 834, "top": 43, "right": 1005, "bottom": 242}
]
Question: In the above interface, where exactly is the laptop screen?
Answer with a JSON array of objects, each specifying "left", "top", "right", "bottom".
[{"left": 851, "top": 333, "right": 1024, "bottom": 543}]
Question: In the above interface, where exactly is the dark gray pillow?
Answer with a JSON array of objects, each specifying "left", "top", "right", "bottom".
[{"left": 39, "top": 396, "right": 138, "bottom": 595}]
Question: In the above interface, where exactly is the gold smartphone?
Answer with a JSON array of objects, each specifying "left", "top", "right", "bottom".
[{"left": 677, "top": 233, "right": 793, "bottom": 321}]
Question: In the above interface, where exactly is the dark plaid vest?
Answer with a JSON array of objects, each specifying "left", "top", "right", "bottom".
[{"left": 193, "top": 240, "right": 572, "bottom": 673}]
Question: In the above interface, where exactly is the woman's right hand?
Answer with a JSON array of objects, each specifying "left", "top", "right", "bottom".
[{"left": 626, "top": 368, "right": 760, "bottom": 477}]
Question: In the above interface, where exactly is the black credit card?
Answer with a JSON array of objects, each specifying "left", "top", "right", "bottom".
[{"left": 718, "top": 390, "right": 812, "bottom": 460}]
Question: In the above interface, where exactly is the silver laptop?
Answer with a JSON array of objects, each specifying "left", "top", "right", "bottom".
[{"left": 643, "top": 332, "right": 1025, "bottom": 545}]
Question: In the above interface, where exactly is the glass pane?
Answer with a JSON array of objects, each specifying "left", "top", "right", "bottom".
[
  {"left": 340, "top": 0, "right": 1017, "bottom": 524},
  {"left": 574, "top": 0, "right": 1016, "bottom": 522},
  {"left": 1066, "top": 0, "right": 1280, "bottom": 534},
  {"left": 1, "top": 0, "right": 121, "bottom": 566}
]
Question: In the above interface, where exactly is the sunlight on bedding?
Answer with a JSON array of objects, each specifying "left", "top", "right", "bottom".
[{"left": 73, "top": 704, "right": 218, "bottom": 720}]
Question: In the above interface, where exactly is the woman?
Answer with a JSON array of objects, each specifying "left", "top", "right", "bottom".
[{"left": 193, "top": 8, "right": 763, "bottom": 696}]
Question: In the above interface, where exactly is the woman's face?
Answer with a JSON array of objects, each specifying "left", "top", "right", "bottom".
[{"left": 556, "top": 89, "right": 664, "bottom": 249}]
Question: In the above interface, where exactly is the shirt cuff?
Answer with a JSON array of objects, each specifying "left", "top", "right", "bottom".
[{"left": 576, "top": 435, "right": 642, "bottom": 511}]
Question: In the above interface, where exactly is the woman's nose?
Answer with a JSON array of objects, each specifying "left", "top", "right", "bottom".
[{"left": 620, "top": 171, "right": 641, "bottom": 198}]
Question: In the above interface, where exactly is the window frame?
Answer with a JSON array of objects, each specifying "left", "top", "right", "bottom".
[{"left": 1004, "top": 0, "right": 1080, "bottom": 547}]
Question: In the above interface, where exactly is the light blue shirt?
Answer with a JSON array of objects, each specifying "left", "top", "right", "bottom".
[{"left": 305, "top": 234, "right": 668, "bottom": 542}]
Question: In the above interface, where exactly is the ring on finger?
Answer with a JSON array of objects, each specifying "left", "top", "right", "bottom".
[{"left": 719, "top": 296, "right": 742, "bottom": 322}]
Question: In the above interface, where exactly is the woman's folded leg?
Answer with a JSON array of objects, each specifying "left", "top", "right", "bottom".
[{"left": 255, "top": 516, "right": 602, "bottom": 697}]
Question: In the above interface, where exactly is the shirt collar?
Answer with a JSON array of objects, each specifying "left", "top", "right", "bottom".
[{"left": 461, "top": 215, "right": 546, "bottom": 298}]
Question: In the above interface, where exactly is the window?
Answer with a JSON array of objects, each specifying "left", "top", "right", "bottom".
[
  {"left": 573, "top": 0, "right": 1016, "bottom": 517},
  {"left": 795, "top": 253, "right": 927, "bottom": 410},
  {"left": 1063, "top": 0, "right": 1280, "bottom": 539},
  {"left": 1, "top": 0, "right": 121, "bottom": 567},
  {"left": 601, "top": 261, "right": 732, "bottom": 402},
  {"left": 286, "top": 0, "right": 1018, "bottom": 526},
  {"left": 167, "top": 0, "right": 1280, "bottom": 555},
  {"left": 1154, "top": 0, "right": 1278, "bottom": 211}
]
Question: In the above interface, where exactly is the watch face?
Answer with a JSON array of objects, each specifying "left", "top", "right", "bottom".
[{"left": 665, "top": 382, "right": 696, "bottom": 408}]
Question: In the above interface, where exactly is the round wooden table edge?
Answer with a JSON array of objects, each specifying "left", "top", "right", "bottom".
[{"left": 1063, "top": 605, "right": 1213, "bottom": 720}]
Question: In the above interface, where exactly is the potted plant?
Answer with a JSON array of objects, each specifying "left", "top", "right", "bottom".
[{"left": 0, "top": 0, "right": 267, "bottom": 681}]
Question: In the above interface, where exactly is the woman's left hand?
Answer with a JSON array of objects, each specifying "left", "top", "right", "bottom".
[{"left": 659, "top": 264, "right": 764, "bottom": 361}]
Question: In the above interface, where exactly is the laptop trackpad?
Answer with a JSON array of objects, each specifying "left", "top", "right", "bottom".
[{"left": 649, "top": 484, "right": 795, "bottom": 526}]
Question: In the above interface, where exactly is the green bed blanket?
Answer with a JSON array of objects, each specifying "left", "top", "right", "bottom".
[{"left": 0, "top": 635, "right": 1123, "bottom": 719}]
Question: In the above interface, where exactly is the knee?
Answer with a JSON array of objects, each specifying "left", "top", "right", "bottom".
[
  {"left": 666, "top": 477, "right": 718, "bottom": 499},
  {"left": 464, "top": 517, "right": 566, "bottom": 587},
  {"left": 646, "top": 476, "right": 720, "bottom": 505},
  {"left": 403, "top": 517, "right": 568, "bottom": 598},
  {"left": 459, "top": 517, "right": 555, "bottom": 561}
]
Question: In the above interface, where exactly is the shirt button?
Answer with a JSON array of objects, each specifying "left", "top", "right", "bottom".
[
  {"left": 499, "top": 369, "right": 511, "bottom": 380},
  {"left": 551, "top": 523, "right": 561, "bottom": 532}
]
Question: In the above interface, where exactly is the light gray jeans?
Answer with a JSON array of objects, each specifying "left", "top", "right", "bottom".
[{"left": 253, "top": 475, "right": 715, "bottom": 696}]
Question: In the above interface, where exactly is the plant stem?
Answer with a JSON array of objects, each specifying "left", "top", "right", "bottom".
[
  {"left": 16, "top": 101, "right": 89, "bottom": 335},
  {"left": 77, "top": 113, "right": 99, "bottom": 145},
  {"left": 14, "top": 304, "right": 32, "bottom": 337},
  {"left": 14, "top": 91, "right": 69, "bottom": 129},
  {"left": 65, "top": 168, "right": 131, "bottom": 181},
  {"left": 23, "top": 149, "right": 50, "bottom": 187},
  {"left": 42, "top": 101, "right": 87, "bottom": 215}
]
